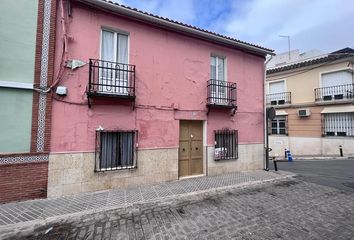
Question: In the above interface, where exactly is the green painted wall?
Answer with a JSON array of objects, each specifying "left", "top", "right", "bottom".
[
  {"left": 0, "top": 0, "right": 38, "bottom": 83},
  {"left": 0, "top": 0, "right": 38, "bottom": 153},
  {"left": 0, "top": 89, "right": 33, "bottom": 153}
]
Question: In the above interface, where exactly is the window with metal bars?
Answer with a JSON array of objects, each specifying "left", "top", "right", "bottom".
[
  {"left": 270, "top": 116, "right": 287, "bottom": 135},
  {"left": 323, "top": 112, "right": 354, "bottom": 137},
  {"left": 95, "top": 130, "right": 137, "bottom": 171},
  {"left": 214, "top": 130, "right": 238, "bottom": 160}
]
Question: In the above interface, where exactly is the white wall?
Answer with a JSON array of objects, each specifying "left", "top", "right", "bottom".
[{"left": 269, "top": 136, "right": 354, "bottom": 157}]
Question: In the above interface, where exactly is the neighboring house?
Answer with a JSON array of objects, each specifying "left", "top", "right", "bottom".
[
  {"left": 0, "top": 0, "right": 57, "bottom": 203},
  {"left": 267, "top": 49, "right": 323, "bottom": 69},
  {"left": 47, "top": 0, "right": 273, "bottom": 197},
  {"left": 266, "top": 48, "right": 354, "bottom": 157}
]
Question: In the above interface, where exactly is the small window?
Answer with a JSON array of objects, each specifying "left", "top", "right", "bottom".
[
  {"left": 323, "top": 112, "right": 354, "bottom": 137},
  {"left": 214, "top": 129, "right": 238, "bottom": 160},
  {"left": 270, "top": 116, "right": 287, "bottom": 135},
  {"left": 95, "top": 130, "right": 137, "bottom": 171}
]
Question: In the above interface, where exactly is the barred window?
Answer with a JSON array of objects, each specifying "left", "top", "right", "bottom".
[
  {"left": 95, "top": 130, "right": 137, "bottom": 171},
  {"left": 323, "top": 112, "right": 354, "bottom": 137},
  {"left": 214, "top": 130, "right": 238, "bottom": 160},
  {"left": 271, "top": 116, "right": 287, "bottom": 135}
]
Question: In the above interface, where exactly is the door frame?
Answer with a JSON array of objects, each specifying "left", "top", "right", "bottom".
[{"left": 178, "top": 120, "right": 206, "bottom": 179}]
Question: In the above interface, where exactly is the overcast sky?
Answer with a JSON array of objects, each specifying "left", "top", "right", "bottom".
[{"left": 116, "top": 0, "right": 354, "bottom": 54}]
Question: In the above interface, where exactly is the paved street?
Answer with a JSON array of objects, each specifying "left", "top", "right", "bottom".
[
  {"left": 1, "top": 165, "right": 354, "bottom": 239},
  {"left": 272, "top": 159, "right": 354, "bottom": 192},
  {"left": 4, "top": 178, "right": 354, "bottom": 240},
  {"left": 0, "top": 171, "right": 291, "bottom": 239}
]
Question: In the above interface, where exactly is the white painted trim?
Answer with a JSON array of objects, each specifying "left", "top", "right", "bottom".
[
  {"left": 318, "top": 67, "right": 354, "bottom": 88},
  {"left": 210, "top": 54, "right": 227, "bottom": 82},
  {"left": 0, "top": 80, "right": 33, "bottom": 90},
  {"left": 267, "top": 78, "right": 287, "bottom": 94},
  {"left": 100, "top": 27, "right": 130, "bottom": 64}
]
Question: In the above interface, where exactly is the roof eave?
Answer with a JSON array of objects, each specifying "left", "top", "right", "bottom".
[
  {"left": 267, "top": 55, "right": 354, "bottom": 75},
  {"left": 75, "top": 0, "right": 274, "bottom": 56}
]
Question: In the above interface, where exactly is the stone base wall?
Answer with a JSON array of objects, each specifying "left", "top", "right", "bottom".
[
  {"left": 48, "top": 148, "right": 178, "bottom": 198},
  {"left": 270, "top": 136, "right": 354, "bottom": 157},
  {"left": 48, "top": 144, "right": 264, "bottom": 198},
  {"left": 207, "top": 144, "right": 264, "bottom": 176}
]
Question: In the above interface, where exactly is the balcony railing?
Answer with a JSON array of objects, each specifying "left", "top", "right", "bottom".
[
  {"left": 88, "top": 59, "right": 136, "bottom": 98},
  {"left": 207, "top": 79, "right": 237, "bottom": 108},
  {"left": 315, "top": 83, "right": 354, "bottom": 102},
  {"left": 266, "top": 92, "right": 291, "bottom": 106}
]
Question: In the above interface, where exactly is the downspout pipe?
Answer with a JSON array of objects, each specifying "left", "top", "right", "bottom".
[
  {"left": 264, "top": 56, "right": 273, "bottom": 171},
  {"left": 60, "top": 0, "right": 68, "bottom": 60}
]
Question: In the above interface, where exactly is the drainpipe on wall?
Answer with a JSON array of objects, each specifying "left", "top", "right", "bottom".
[
  {"left": 264, "top": 56, "right": 273, "bottom": 171},
  {"left": 60, "top": 0, "right": 68, "bottom": 60}
]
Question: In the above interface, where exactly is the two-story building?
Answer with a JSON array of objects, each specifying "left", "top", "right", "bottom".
[
  {"left": 47, "top": 0, "right": 273, "bottom": 197},
  {"left": 266, "top": 48, "right": 354, "bottom": 157},
  {"left": 0, "top": 0, "right": 57, "bottom": 203}
]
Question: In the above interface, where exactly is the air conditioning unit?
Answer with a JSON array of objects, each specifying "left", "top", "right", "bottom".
[{"left": 298, "top": 108, "right": 311, "bottom": 117}]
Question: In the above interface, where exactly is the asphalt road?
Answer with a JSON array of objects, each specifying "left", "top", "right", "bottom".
[{"left": 272, "top": 159, "right": 354, "bottom": 192}]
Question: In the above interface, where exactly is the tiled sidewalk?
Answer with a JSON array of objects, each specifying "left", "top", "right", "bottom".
[{"left": 0, "top": 170, "right": 292, "bottom": 227}]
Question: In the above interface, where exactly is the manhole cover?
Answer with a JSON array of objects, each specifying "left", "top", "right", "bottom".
[{"left": 342, "top": 182, "right": 354, "bottom": 188}]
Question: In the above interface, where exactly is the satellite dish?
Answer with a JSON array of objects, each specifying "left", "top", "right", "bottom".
[{"left": 267, "top": 107, "right": 276, "bottom": 120}]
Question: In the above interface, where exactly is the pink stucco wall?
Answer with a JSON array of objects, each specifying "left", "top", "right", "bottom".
[{"left": 51, "top": 3, "right": 265, "bottom": 152}]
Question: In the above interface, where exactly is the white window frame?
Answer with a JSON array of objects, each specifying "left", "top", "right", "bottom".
[
  {"left": 99, "top": 28, "right": 130, "bottom": 94},
  {"left": 267, "top": 79, "right": 286, "bottom": 94},
  {"left": 100, "top": 27, "right": 130, "bottom": 64},
  {"left": 210, "top": 55, "right": 227, "bottom": 104},
  {"left": 267, "top": 79, "right": 288, "bottom": 105},
  {"left": 271, "top": 116, "right": 287, "bottom": 135},
  {"left": 318, "top": 68, "right": 353, "bottom": 88}
]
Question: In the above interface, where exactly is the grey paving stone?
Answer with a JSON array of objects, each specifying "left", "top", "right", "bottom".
[{"left": 0, "top": 171, "right": 289, "bottom": 229}]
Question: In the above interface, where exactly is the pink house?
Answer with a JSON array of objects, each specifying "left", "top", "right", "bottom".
[{"left": 48, "top": 0, "right": 273, "bottom": 197}]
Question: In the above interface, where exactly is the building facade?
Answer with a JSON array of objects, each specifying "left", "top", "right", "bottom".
[
  {"left": 47, "top": 0, "right": 272, "bottom": 197},
  {"left": 266, "top": 48, "right": 354, "bottom": 157},
  {"left": 0, "top": 0, "right": 57, "bottom": 203}
]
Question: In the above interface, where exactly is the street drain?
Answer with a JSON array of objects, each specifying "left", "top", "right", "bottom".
[{"left": 342, "top": 182, "right": 354, "bottom": 188}]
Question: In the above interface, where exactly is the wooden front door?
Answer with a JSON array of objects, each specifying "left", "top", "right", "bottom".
[{"left": 179, "top": 121, "right": 203, "bottom": 177}]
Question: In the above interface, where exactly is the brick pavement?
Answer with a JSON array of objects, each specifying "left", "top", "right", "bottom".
[
  {"left": 2, "top": 177, "right": 354, "bottom": 239},
  {"left": 0, "top": 170, "right": 292, "bottom": 239}
]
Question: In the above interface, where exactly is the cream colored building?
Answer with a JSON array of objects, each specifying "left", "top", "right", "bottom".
[{"left": 266, "top": 48, "right": 354, "bottom": 157}]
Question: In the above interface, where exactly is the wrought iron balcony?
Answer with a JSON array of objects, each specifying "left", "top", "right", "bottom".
[
  {"left": 87, "top": 59, "right": 136, "bottom": 103},
  {"left": 207, "top": 79, "right": 237, "bottom": 109},
  {"left": 266, "top": 92, "right": 291, "bottom": 106},
  {"left": 315, "top": 83, "right": 354, "bottom": 102}
]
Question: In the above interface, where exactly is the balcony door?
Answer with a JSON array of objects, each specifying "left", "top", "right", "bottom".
[
  {"left": 210, "top": 56, "right": 227, "bottom": 104},
  {"left": 321, "top": 71, "right": 353, "bottom": 99},
  {"left": 100, "top": 29, "right": 129, "bottom": 94},
  {"left": 268, "top": 80, "right": 285, "bottom": 105}
]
